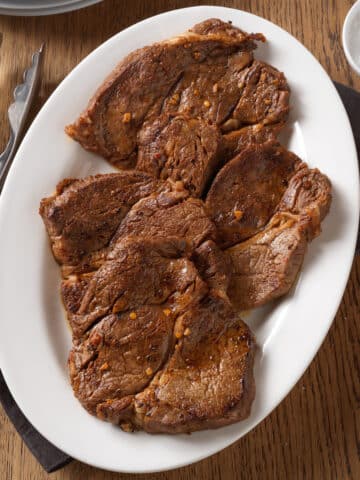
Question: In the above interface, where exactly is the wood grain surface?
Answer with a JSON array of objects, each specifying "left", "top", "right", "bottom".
[{"left": 0, "top": 1, "right": 359, "bottom": 479}]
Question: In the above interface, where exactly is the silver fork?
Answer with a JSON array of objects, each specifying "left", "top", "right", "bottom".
[{"left": 0, "top": 44, "right": 44, "bottom": 192}]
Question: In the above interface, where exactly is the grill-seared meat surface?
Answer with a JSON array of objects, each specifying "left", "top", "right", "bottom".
[{"left": 66, "top": 19, "right": 288, "bottom": 193}]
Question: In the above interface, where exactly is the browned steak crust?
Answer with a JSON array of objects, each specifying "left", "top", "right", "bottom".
[
  {"left": 69, "top": 306, "right": 175, "bottom": 415},
  {"left": 222, "top": 122, "right": 285, "bottom": 159},
  {"left": 227, "top": 213, "right": 309, "bottom": 310},
  {"left": 206, "top": 142, "right": 303, "bottom": 247},
  {"left": 137, "top": 115, "right": 222, "bottom": 196},
  {"left": 226, "top": 162, "right": 332, "bottom": 310},
  {"left": 64, "top": 237, "right": 207, "bottom": 338},
  {"left": 112, "top": 189, "right": 217, "bottom": 249},
  {"left": 65, "top": 19, "right": 265, "bottom": 166},
  {"left": 277, "top": 167, "right": 332, "bottom": 238},
  {"left": 94, "top": 294, "right": 256, "bottom": 433},
  {"left": 47, "top": 179, "right": 227, "bottom": 343},
  {"left": 65, "top": 19, "right": 288, "bottom": 190},
  {"left": 67, "top": 234, "right": 255, "bottom": 433},
  {"left": 192, "top": 240, "right": 231, "bottom": 296},
  {"left": 39, "top": 172, "right": 161, "bottom": 268}
]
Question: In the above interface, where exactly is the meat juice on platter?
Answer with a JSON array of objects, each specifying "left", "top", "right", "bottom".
[{"left": 40, "top": 19, "right": 331, "bottom": 434}]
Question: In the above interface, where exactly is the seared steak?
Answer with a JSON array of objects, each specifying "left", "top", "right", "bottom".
[
  {"left": 40, "top": 171, "right": 220, "bottom": 279},
  {"left": 67, "top": 233, "right": 255, "bottom": 433},
  {"left": 75, "top": 293, "right": 255, "bottom": 433},
  {"left": 39, "top": 172, "right": 161, "bottom": 269},
  {"left": 63, "top": 237, "right": 207, "bottom": 338},
  {"left": 112, "top": 189, "right": 217, "bottom": 248},
  {"left": 69, "top": 305, "right": 175, "bottom": 415},
  {"left": 206, "top": 143, "right": 302, "bottom": 247},
  {"left": 65, "top": 20, "right": 264, "bottom": 166},
  {"left": 131, "top": 296, "right": 255, "bottom": 433},
  {"left": 53, "top": 184, "right": 225, "bottom": 338},
  {"left": 227, "top": 165, "right": 332, "bottom": 310},
  {"left": 61, "top": 193, "right": 229, "bottom": 336},
  {"left": 227, "top": 213, "right": 309, "bottom": 310},
  {"left": 134, "top": 320, "right": 253, "bottom": 434},
  {"left": 65, "top": 19, "right": 288, "bottom": 185}
]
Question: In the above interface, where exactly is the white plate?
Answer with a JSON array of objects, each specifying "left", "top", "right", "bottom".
[
  {"left": 0, "top": 0, "right": 101, "bottom": 16},
  {"left": 0, "top": 5, "right": 358, "bottom": 474}
]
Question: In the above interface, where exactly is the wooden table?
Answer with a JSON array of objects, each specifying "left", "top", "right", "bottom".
[{"left": 0, "top": 1, "right": 359, "bottom": 478}]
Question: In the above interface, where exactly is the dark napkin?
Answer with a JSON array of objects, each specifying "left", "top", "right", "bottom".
[
  {"left": 334, "top": 82, "right": 360, "bottom": 159},
  {"left": 334, "top": 82, "right": 360, "bottom": 252},
  {"left": 0, "top": 82, "right": 359, "bottom": 474}
]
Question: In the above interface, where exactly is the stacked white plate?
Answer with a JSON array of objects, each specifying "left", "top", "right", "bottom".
[{"left": 0, "top": 0, "right": 102, "bottom": 16}]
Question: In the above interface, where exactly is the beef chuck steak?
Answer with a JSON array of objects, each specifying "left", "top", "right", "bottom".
[
  {"left": 225, "top": 60, "right": 289, "bottom": 127},
  {"left": 63, "top": 237, "right": 208, "bottom": 338},
  {"left": 59, "top": 188, "right": 221, "bottom": 322},
  {"left": 65, "top": 19, "right": 264, "bottom": 167},
  {"left": 39, "top": 172, "right": 162, "bottom": 269},
  {"left": 67, "top": 238, "right": 256, "bottom": 433},
  {"left": 65, "top": 19, "right": 288, "bottom": 175},
  {"left": 206, "top": 142, "right": 302, "bottom": 247},
  {"left": 112, "top": 189, "right": 217, "bottom": 249},
  {"left": 69, "top": 305, "right": 175, "bottom": 415},
  {"left": 95, "top": 293, "right": 256, "bottom": 433},
  {"left": 227, "top": 213, "right": 309, "bottom": 310},
  {"left": 226, "top": 166, "right": 332, "bottom": 310}
]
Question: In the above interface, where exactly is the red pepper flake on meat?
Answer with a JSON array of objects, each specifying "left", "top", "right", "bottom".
[
  {"left": 234, "top": 210, "right": 244, "bottom": 220},
  {"left": 169, "top": 93, "right": 180, "bottom": 105},
  {"left": 122, "top": 112, "right": 132, "bottom": 123},
  {"left": 100, "top": 362, "right": 109, "bottom": 371}
]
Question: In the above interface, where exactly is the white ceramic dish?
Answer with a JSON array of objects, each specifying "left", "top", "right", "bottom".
[
  {"left": 0, "top": 0, "right": 101, "bottom": 16},
  {"left": 0, "top": 5, "right": 358, "bottom": 474},
  {"left": 343, "top": 0, "right": 360, "bottom": 75}
]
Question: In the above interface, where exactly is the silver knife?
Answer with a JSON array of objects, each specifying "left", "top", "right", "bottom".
[{"left": 0, "top": 44, "right": 44, "bottom": 192}]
